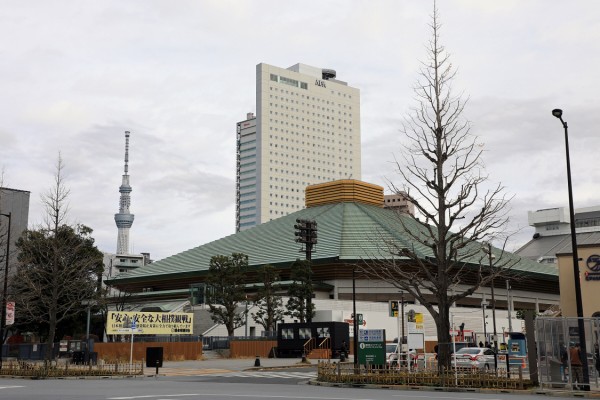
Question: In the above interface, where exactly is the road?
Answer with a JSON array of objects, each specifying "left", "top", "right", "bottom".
[{"left": 0, "top": 373, "right": 575, "bottom": 400}]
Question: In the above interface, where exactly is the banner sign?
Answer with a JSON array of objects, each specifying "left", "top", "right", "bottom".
[
  {"left": 6, "top": 302, "right": 14, "bottom": 326},
  {"left": 407, "top": 312, "right": 424, "bottom": 334},
  {"left": 106, "top": 311, "right": 193, "bottom": 335}
]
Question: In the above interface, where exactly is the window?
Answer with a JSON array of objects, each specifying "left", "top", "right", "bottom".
[{"left": 270, "top": 74, "right": 278, "bottom": 82}]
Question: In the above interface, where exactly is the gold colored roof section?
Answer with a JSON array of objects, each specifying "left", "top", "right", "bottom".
[{"left": 305, "top": 179, "right": 384, "bottom": 208}]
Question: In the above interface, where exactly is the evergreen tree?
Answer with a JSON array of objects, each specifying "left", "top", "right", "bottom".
[
  {"left": 285, "top": 259, "right": 315, "bottom": 323},
  {"left": 251, "top": 265, "right": 284, "bottom": 335},
  {"left": 206, "top": 253, "right": 248, "bottom": 336}
]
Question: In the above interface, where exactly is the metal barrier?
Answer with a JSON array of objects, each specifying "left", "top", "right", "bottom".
[{"left": 536, "top": 317, "right": 600, "bottom": 390}]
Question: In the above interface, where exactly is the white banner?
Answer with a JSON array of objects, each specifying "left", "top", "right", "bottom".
[
  {"left": 6, "top": 301, "right": 14, "bottom": 325},
  {"left": 106, "top": 311, "right": 193, "bottom": 335}
]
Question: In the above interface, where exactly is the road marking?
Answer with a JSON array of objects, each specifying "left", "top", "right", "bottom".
[
  {"left": 121, "top": 395, "right": 377, "bottom": 400},
  {"left": 393, "top": 395, "right": 501, "bottom": 400},
  {"left": 208, "top": 371, "right": 316, "bottom": 379},
  {"left": 158, "top": 368, "right": 233, "bottom": 376},
  {"left": 0, "top": 386, "right": 25, "bottom": 389},
  {"left": 110, "top": 393, "right": 377, "bottom": 400},
  {"left": 109, "top": 395, "right": 199, "bottom": 399}
]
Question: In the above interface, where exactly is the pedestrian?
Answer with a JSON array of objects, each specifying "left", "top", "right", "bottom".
[
  {"left": 341, "top": 340, "right": 348, "bottom": 360},
  {"left": 594, "top": 343, "right": 600, "bottom": 373},
  {"left": 569, "top": 342, "right": 584, "bottom": 390},
  {"left": 560, "top": 344, "right": 569, "bottom": 382},
  {"left": 479, "top": 341, "right": 484, "bottom": 348}
]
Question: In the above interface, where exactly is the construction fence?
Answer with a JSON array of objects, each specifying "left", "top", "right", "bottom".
[{"left": 536, "top": 317, "right": 600, "bottom": 390}]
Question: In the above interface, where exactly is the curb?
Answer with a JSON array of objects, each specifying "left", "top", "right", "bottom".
[{"left": 308, "top": 379, "right": 600, "bottom": 398}]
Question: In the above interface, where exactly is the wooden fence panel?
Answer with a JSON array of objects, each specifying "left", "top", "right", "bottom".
[
  {"left": 230, "top": 341, "right": 277, "bottom": 358},
  {"left": 95, "top": 342, "right": 202, "bottom": 362}
]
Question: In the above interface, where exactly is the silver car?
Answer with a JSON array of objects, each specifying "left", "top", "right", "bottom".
[{"left": 451, "top": 347, "right": 496, "bottom": 371}]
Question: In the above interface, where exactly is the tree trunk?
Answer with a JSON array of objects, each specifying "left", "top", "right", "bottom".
[
  {"left": 45, "top": 308, "right": 57, "bottom": 361},
  {"left": 435, "top": 302, "right": 452, "bottom": 371}
]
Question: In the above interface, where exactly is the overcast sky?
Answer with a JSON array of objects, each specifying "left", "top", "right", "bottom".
[{"left": 1, "top": 0, "right": 599, "bottom": 261}]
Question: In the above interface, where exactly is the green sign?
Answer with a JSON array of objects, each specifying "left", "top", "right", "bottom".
[
  {"left": 357, "top": 313, "right": 363, "bottom": 325},
  {"left": 358, "top": 342, "right": 386, "bottom": 365},
  {"left": 357, "top": 329, "right": 386, "bottom": 366}
]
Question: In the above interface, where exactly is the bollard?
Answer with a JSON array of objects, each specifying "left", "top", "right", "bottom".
[
  {"left": 301, "top": 352, "right": 307, "bottom": 363},
  {"left": 254, "top": 356, "right": 261, "bottom": 367}
]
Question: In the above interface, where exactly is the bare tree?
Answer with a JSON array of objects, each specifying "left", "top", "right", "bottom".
[
  {"left": 359, "top": 4, "right": 514, "bottom": 369},
  {"left": 13, "top": 155, "right": 103, "bottom": 360}
]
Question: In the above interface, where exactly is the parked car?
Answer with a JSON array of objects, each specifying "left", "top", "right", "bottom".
[
  {"left": 386, "top": 344, "right": 417, "bottom": 368},
  {"left": 451, "top": 347, "right": 496, "bottom": 371}
]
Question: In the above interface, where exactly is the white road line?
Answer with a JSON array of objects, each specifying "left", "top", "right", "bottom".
[
  {"left": 393, "top": 395, "right": 501, "bottom": 400},
  {"left": 140, "top": 395, "right": 377, "bottom": 400},
  {"left": 0, "top": 386, "right": 25, "bottom": 389},
  {"left": 109, "top": 395, "right": 199, "bottom": 399},
  {"left": 221, "top": 371, "right": 316, "bottom": 379}
]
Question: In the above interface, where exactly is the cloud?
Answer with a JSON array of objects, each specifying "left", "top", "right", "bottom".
[{"left": 1, "top": 0, "right": 599, "bottom": 260}]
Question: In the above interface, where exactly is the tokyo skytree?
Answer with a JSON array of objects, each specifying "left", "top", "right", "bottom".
[{"left": 114, "top": 131, "right": 134, "bottom": 255}]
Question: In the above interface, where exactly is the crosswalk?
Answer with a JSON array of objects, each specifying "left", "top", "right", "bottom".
[
  {"left": 212, "top": 371, "right": 316, "bottom": 379},
  {"left": 159, "top": 368, "right": 316, "bottom": 380}
]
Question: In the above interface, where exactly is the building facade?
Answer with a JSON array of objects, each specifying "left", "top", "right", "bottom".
[
  {"left": 236, "top": 63, "right": 361, "bottom": 231},
  {"left": 110, "top": 179, "right": 559, "bottom": 340},
  {"left": 557, "top": 244, "right": 600, "bottom": 317},
  {"left": 517, "top": 206, "right": 600, "bottom": 265},
  {"left": 0, "top": 187, "right": 30, "bottom": 281},
  {"left": 384, "top": 193, "right": 415, "bottom": 215}
]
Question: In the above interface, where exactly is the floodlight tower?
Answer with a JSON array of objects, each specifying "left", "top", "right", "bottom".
[{"left": 114, "top": 131, "right": 135, "bottom": 255}]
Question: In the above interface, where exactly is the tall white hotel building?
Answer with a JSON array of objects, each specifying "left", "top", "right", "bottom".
[{"left": 236, "top": 63, "right": 361, "bottom": 231}]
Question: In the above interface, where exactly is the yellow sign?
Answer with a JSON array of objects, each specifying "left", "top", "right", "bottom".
[
  {"left": 415, "top": 312, "right": 424, "bottom": 331},
  {"left": 106, "top": 311, "right": 194, "bottom": 335}
]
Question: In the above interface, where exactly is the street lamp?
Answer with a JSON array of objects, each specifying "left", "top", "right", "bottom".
[
  {"left": 0, "top": 212, "right": 11, "bottom": 369},
  {"left": 552, "top": 108, "right": 590, "bottom": 390},
  {"left": 352, "top": 266, "right": 358, "bottom": 368},
  {"left": 483, "top": 243, "right": 498, "bottom": 368}
]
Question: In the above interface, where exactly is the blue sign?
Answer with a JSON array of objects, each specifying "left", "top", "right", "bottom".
[{"left": 586, "top": 255, "right": 600, "bottom": 272}]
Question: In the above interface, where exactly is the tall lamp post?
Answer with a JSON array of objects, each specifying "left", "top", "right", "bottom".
[
  {"left": 552, "top": 108, "right": 589, "bottom": 390},
  {"left": 352, "top": 266, "right": 358, "bottom": 367},
  {"left": 483, "top": 243, "right": 498, "bottom": 368},
  {"left": 0, "top": 212, "right": 11, "bottom": 369}
]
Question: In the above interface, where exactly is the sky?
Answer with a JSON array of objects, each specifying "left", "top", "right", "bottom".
[{"left": 1, "top": 0, "right": 599, "bottom": 261}]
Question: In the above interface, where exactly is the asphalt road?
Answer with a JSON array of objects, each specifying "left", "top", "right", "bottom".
[{"left": 0, "top": 376, "right": 575, "bottom": 400}]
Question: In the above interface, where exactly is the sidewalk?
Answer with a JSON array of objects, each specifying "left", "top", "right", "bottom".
[{"left": 160, "top": 354, "right": 318, "bottom": 372}]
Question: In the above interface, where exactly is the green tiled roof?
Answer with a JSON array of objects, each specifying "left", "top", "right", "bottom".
[{"left": 108, "top": 202, "right": 556, "bottom": 285}]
